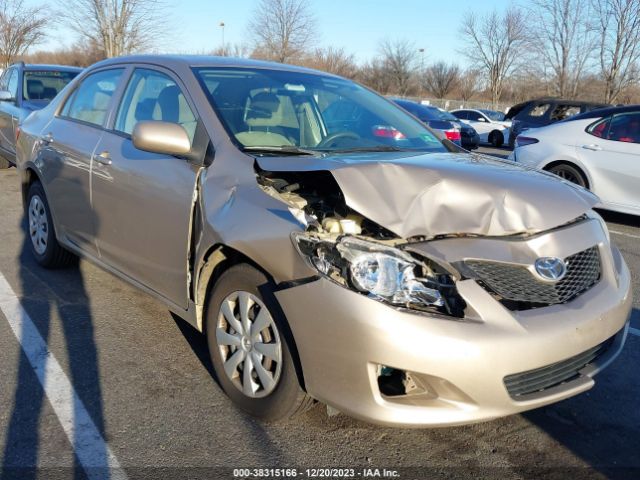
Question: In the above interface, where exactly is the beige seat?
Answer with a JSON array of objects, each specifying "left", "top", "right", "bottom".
[{"left": 236, "top": 92, "right": 296, "bottom": 147}]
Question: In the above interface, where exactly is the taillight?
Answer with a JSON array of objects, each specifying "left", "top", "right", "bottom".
[
  {"left": 516, "top": 136, "right": 538, "bottom": 147},
  {"left": 445, "top": 130, "right": 461, "bottom": 141},
  {"left": 372, "top": 125, "right": 406, "bottom": 140}
]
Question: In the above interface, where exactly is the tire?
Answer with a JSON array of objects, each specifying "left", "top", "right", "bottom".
[
  {"left": 490, "top": 130, "right": 504, "bottom": 148},
  {"left": 26, "top": 181, "right": 76, "bottom": 268},
  {"left": 206, "top": 264, "right": 313, "bottom": 422},
  {"left": 0, "top": 156, "right": 10, "bottom": 169},
  {"left": 546, "top": 163, "right": 588, "bottom": 188}
]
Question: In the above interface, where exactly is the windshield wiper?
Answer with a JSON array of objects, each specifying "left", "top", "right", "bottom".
[{"left": 241, "top": 145, "right": 318, "bottom": 156}]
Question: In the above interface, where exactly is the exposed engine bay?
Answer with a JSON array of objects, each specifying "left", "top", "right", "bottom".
[{"left": 256, "top": 166, "right": 466, "bottom": 318}]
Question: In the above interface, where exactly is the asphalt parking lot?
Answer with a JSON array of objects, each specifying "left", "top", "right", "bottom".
[{"left": 0, "top": 166, "right": 638, "bottom": 480}]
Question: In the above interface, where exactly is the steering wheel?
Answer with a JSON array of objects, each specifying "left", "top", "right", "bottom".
[{"left": 317, "top": 131, "right": 361, "bottom": 149}]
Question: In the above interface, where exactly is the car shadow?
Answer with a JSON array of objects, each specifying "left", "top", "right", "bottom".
[
  {"left": 1, "top": 217, "right": 107, "bottom": 479},
  {"left": 596, "top": 209, "right": 640, "bottom": 229}
]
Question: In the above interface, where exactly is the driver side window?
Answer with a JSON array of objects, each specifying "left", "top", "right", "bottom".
[{"left": 115, "top": 69, "right": 197, "bottom": 142}]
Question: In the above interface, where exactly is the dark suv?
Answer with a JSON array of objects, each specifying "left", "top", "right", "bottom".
[
  {"left": 0, "top": 62, "right": 81, "bottom": 168},
  {"left": 506, "top": 98, "right": 609, "bottom": 147}
]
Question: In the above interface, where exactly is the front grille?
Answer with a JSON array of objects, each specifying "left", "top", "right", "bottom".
[
  {"left": 465, "top": 246, "right": 601, "bottom": 308},
  {"left": 504, "top": 339, "right": 612, "bottom": 398}
]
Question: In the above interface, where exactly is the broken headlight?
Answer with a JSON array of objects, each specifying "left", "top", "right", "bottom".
[{"left": 292, "top": 234, "right": 465, "bottom": 317}]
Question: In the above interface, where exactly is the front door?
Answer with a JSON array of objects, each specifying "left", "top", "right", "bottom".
[
  {"left": 91, "top": 67, "right": 201, "bottom": 308},
  {"left": 0, "top": 68, "right": 19, "bottom": 157}
]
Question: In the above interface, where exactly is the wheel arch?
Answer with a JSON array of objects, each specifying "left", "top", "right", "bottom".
[
  {"left": 195, "top": 243, "right": 308, "bottom": 390},
  {"left": 542, "top": 159, "right": 592, "bottom": 189}
]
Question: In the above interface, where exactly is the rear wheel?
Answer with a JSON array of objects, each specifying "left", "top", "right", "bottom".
[
  {"left": 489, "top": 130, "right": 504, "bottom": 147},
  {"left": 26, "top": 182, "right": 76, "bottom": 268},
  {"left": 546, "top": 163, "right": 588, "bottom": 188},
  {"left": 206, "top": 264, "right": 313, "bottom": 422}
]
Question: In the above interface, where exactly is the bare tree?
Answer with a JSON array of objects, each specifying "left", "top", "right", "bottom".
[
  {"left": 249, "top": 0, "right": 316, "bottom": 63},
  {"left": 460, "top": 8, "right": 529, "bottom": 106},
  {"left": 0, "top": 0, "right": 48, "bottom": 67},
  {"left": 212, "top": 43, "right": 251, "bottom": 58},
  {"left": 63, "top": 0, "right": 166, "bottom": 58},
  {"left": 423, "top": 61, "right": 460, "bottom": 98},
  {"left": 301, "top": 47, "right": 357, "bottom": 78},
  {"left": 457, "top": 68, "right": 481, "bottom": 103},
  {"left": 531, "top": 0, "right": 594, "bottom": 97},
  {"left": 592, "top": 0, "right": 640, "bottom": 103},
  {"left": 358, "top": 58, "right": 393, "bottom": 94},
  {"left": 378, "top": 39, "right": 416, "bottom": 96},
  {"left": 22, "top": 40, "right": 105, "bottom": 67}
]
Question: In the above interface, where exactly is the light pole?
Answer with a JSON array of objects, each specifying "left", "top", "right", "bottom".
[
  {"left": 418, "top": 48, "right": 425, "bottom": 99},
  {"left": 219, "top": 21, "right": 226, "bottom": 56}
]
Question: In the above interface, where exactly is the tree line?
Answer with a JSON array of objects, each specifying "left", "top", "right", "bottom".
[{"left": 3, "top": 0, "right": 640, "bottom": 105}]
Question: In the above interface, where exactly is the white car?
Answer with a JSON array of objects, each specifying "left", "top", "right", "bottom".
[
  {"left": 511, "top": 106, "right": 640, "bottom": 216},
  {"left": 451, "top": 108, "right": 511, "bottom": 147}
]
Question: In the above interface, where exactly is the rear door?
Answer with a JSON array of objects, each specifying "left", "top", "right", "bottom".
[
  {"left": 577, "top": 112, "right": 640, "bottom": 209},
  {"left": 90, "top": 66, "right": 202, "bottom": 308},
  {"left": 41, "top": 68, "right": 126, "bottom": 254}
]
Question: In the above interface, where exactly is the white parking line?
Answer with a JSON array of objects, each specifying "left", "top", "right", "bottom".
[
  {"left": 630, "top": 327, "right": 640, "bottom": 337},
  {"left": 610, "top": 229, "right": 640, "bottom": 240},
  {"left": 0, "top": 272, "right": 127, "bottom": 480}
]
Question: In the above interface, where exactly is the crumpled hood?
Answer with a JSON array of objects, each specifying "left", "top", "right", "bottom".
[{"left": 257, "top": 152, "right": 598, "bottom": 239}]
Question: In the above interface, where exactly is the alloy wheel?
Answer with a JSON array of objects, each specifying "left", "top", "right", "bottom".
[
  {"left": 549, "top": 165, "right": 586, "bottom": 187},
  {"left": 28, "top": 195, "right": 48, "bottom": 255},
  {"left": 216, "top": 291, "right": 282, "bottom": 398}
]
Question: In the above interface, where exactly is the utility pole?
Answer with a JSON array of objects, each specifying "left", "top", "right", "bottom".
[
  {"left": 418, "top": 48, "right": 425, "bottom": 100},
  {"left": 219, "top": 21, "right": 226, "bottom": 56}
]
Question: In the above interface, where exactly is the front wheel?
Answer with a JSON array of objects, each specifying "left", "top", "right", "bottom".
[
  {"left": 26, "top": 182, "right": 76, "bottom": 268},
  {"left": 489, "top": 130, "right": 504, "bottom": 147},
  {"left": 206, "top": 264, "right": 313, "bottom": 422}
]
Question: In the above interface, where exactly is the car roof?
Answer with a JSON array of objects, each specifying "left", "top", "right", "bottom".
[
  {"left": 17, "top": 64, "right": 83, "bottom": 73},
  {"left": 511, "top": 97, "right": 609, "bottom": 108},
  {"left": 88, "top": 54, "right": 341, "bottom": 78}
]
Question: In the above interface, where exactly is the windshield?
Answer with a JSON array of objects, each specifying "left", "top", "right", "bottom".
[
  {"left": 480, "top": 109, "right": 505, "bottom": 121},
  {"left": 23, "top": 70, "right": 79, "bottom": 102},
  {"left": 194, "top": 67, "right": 446, "bottom": 154}
]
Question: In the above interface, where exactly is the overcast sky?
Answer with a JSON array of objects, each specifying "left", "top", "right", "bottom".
[{"left": 34, "top": 0, "right": 516, "bottom": 64}]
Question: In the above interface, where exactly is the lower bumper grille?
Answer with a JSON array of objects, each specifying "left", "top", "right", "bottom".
[{"left": 504, "top": 339, "right": 612, "bottom": 398}]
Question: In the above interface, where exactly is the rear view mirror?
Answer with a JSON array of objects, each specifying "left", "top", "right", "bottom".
[
  {"left": 132, "top": 121, "right": 191, "bottom": 156},
  {"left": 0, "top": 90, "right": 13, "bottom": 102}
]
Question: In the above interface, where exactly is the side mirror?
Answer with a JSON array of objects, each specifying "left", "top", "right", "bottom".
[
  {"left": 132, "top": 121, "right": 191, "bottom": 156},
  {"left": 477, "top": 117, "right": 487, "bottom": 122},
  {"left": 0, "top": 90, "right": 14, "bottom": 102}
]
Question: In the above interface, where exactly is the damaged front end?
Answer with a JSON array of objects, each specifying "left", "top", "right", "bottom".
[{"left": 257, "top": 168, "right": 466, "bottom": 318}]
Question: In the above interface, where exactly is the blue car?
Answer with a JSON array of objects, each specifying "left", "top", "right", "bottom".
[{"left": 0, "top": 62, "right": 81, "bottom": 168}]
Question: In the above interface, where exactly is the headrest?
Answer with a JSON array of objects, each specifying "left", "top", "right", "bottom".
[
  {"left": 27, "top": 79, "right": 45, "bottom": 98},
  {"left": 245, "top": 92, "right": 283, "bottom": 127}
]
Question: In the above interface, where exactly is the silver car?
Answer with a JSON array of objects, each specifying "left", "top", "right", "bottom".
[{"left": 16, "top": 56, "right": 632, "bottom": 427}]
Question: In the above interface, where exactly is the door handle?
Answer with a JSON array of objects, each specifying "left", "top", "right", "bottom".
[
  {"left": 582, "top": 144, "right": 602, "bottom": 151},
  {"left": 95, "top": 150, "right": 112, "bottom": 165}
]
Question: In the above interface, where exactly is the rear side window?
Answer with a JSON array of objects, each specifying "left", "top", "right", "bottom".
[
  {"left": 61, "top": 69, "right": 124, "bottom": 127},
  {"left": 452, "top": 111, "right": 468, "bottom": 120},
  {"left": 114, "top": 68, "right": 197, "bottom": 142},
  {"left": 528, "top": 104, "right": 550, "bottom": 118},
  {"left": 550, "top": 104, "right": 581, "bottom": 121},
  {"left": 587, "top": 117, "right": 611, "bottom": 138},
  {"left": 607, "top": 112, "right": 640, "bottom": 144}
]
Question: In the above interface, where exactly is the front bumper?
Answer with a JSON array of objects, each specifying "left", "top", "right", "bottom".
[{"left": 276, "top": 219, "right": 632, "bottom": 427}]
